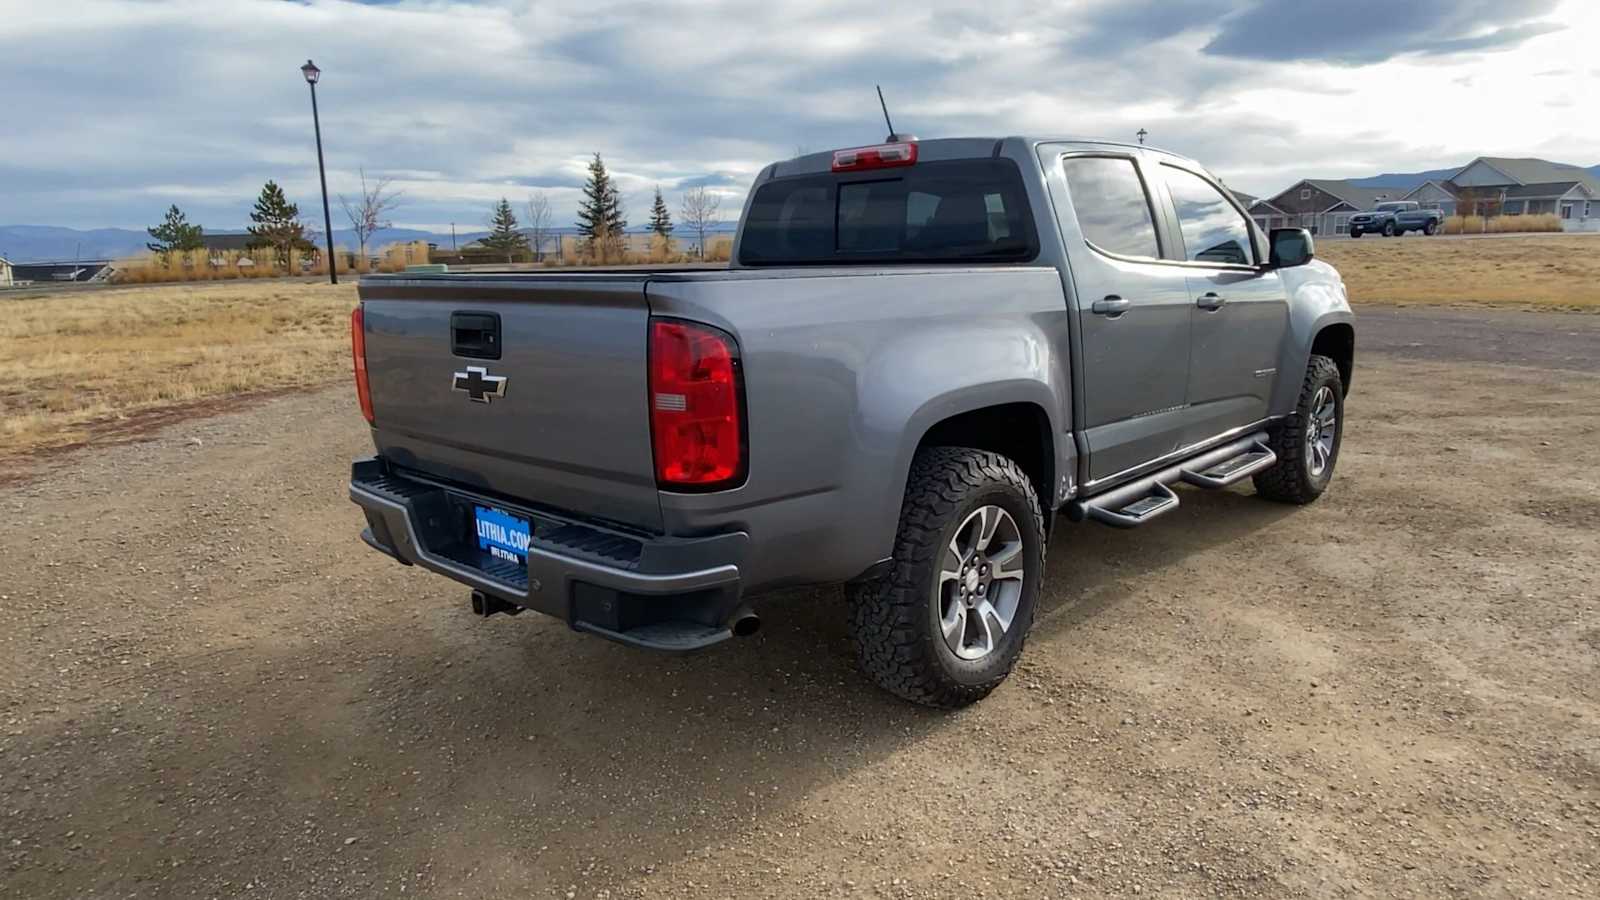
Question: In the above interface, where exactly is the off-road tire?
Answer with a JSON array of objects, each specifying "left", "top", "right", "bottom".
[
  {"left": 1382, "top": 222, "right": 1396, "bottom": 237},
  {"left": 1423, "top": 220, "right": 1439, "bottom": 236},
  {"left": 847, "top": 447, "right": 1045, "bottom": 708},
  {"left": 1349, "top": 229, "right": 1363, "bottom": 239},
  {"left": 1254, "top": 354, "right": 1344, "bottom": 505}
]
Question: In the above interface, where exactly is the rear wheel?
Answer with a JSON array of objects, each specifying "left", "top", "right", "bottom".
[
  {"left": 1423, "top": 220, "right": 1439, "bottom": 236},
  {"left": 847, "top": 447, "right": 1045, "bottom": 708},
  {"left": 1254, "top": 355, "right": 1344, "bottom": 505}
]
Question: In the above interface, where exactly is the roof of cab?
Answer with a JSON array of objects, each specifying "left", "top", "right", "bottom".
[{"left": 763, "top": 136, "right": 1195, "bottom": 181}]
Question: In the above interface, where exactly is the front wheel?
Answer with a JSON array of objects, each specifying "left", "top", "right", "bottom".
[
  {"left": 1254, "top": 355, "right": 1344, "bottom": 505},
  {"left": 1349, "top": 229, "right": 1363, "bottom": 239},
  {"left": 847, "top": 447, "right": 1045, "bottom": 708},
  {"left": 1382, "top": 222, "right": 1396, "bottom": 237}
]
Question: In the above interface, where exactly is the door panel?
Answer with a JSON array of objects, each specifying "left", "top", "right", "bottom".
[
  {"left": 1077, "top": 259, "right": 1194, "bottom": 480},
  {"left": 1185, "top": 269, "right": 1289, "bottom": 443},
  {"left": 1043, "top": 148, "right": 1194, "bottom": 485},
  {"left": 1157, "top": 162, "right": 1292, "bottom": 445}
]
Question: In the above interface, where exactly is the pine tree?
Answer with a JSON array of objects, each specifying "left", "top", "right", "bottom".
[
  {"left": 648, "top": 187, "right": 673, "bottom": 239},
  {"left": 246, "top": 180, "right": 311, "bottom": 268},
  {"left": 146, "top": 204, "right": 204, "bottom": 261},
  {"left": 576, "top": 153, "right": 628, "bottom": 255},
  {"left": 480, "top": 198, "right": 530, "bottom": 263}
]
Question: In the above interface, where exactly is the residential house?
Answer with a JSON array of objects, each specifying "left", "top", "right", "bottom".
[
  {"left": 1250, "top": 155, "right": 1600, "bottom": 237},
  {"left": 200, "top": 232, "right": 342, "bottom": 268},
  {"left": 1249, "top": 180, "right": 1409, "bottom": 237},
  {"left": 199, "top": 233, "right": 259, "bottom": 268},
  {"left": 1403, "top": 180, "right": 1459, "bottom": 216},
  {"left": 200, "top": 233, "right": 256, "bottom": 252},
  {"left": 1437, "top": 157, "right": 1600, "bottom": 231}
]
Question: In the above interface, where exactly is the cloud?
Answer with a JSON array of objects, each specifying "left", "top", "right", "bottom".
[
  {"left": 1059, "top": 0, "right": 1234, "bottom": 56},
  {"left": 1202, "top": 0, "right": 1563, "bottom": 64},
  {"left": 0, "top": 0, "right": 1594, "bottom": 234},
  {"left": 674, "top": 173, "right": 744, "bottom": 189}
]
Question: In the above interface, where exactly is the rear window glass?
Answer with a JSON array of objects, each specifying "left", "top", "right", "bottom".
[{"left": 738, "top": 159, "right": 1038, "bottom": 265}]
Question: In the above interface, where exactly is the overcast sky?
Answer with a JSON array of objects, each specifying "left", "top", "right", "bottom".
[{"left": 3, "top": 0, "right": 1596, "bottom": 232}]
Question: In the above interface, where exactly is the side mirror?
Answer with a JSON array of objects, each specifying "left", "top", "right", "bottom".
[{"left": 1269, "top": 228, "right": 1315, "bottom": 268}]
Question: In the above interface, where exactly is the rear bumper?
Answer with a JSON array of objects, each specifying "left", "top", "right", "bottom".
[{"left": 348, "top": 457, "right": 749, "bottom": 652}]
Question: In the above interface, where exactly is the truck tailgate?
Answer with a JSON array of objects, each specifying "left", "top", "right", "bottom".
[{"left": 359, "top": 277, "right": 662, "bottom": 532}]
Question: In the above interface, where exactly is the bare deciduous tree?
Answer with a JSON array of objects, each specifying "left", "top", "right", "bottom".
[
  {"left": 526, "top": 192, "right": 553, "bottom": 261},
  {"left": 679, "top": 186, "right": 723, "bottom": 259},
  {"left": 339, "top": 169, "right": 402, "bottom": 270}
]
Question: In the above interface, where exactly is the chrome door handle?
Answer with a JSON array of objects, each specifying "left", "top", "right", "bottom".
[
  {"left": 1092, "top": 296, "right": 1131, "bottom": 316},
  {"left": 1197, "top": 292, "right": 1226, "bottom": 311}
]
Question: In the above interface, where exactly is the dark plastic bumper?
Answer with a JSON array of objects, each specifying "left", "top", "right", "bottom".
[{"left": 348, "top": 458, "right": 749, "bottom": 652}]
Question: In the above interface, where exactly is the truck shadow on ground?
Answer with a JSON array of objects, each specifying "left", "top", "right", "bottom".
[{"left": 3, "top": 487, "right": 1299, "bottom": 896}]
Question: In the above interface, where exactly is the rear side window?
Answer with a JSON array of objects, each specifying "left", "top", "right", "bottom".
[
  {"left": 1163, "top": 165, "right": 1255, "bottom": 266},
  {"left": 738, "top": 159, "right": 1038, "bottom": 265},
  {"left": 1060, "top": 156, "right": 1160, "bottom": 259}
]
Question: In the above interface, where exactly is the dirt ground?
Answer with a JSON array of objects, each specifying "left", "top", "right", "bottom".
[{"left": 2, "top": 307, "right": 1598, "bottom": 899}]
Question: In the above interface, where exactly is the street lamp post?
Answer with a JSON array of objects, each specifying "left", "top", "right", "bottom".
[{"left": 301, "top": 59, "right": 338, "bottom": 285}]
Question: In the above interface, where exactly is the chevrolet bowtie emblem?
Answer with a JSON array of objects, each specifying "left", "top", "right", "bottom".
[{"left": 452, "top": 366, "right": 507, "bottom": 403}]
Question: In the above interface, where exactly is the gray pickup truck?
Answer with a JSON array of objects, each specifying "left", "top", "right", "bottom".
[
  {"left": 349, "top": 137, "right": 1354, "bottom": 707},
  {"left": 1348, "top": 200, "right": 1442, "bottom": 237}
]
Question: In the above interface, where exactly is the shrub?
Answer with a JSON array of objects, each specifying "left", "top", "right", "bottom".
[
  {"left": 1441, "top": 214, "right": 1563, "bottom": 235},
  {"left": 113, "top": 247, "right": 358, "bottom": 284}
]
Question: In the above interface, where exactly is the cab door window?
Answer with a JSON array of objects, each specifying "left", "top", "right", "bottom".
[{"left": 1163, "top": 165, "right": 1255, "bottom": 266}]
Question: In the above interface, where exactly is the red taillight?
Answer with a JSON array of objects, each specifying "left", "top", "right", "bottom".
[
  {"left": 649, "top": 319, "right": 744, "bottom": 488},
  {"left": 831, "top": 141, "right": 918, "bottom": 172},
  {"left": 351, "top": 305, "right": 374, "bottom": 424}
]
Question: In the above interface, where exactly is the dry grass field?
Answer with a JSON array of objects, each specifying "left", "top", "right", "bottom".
[
  {"left": 1, "top": 233, "right": 1594, "bottom": 467},
  {"left": 1319, "top": 233, "right": 1600, "bottom": 309},
  {"left": 0, "top": 280, "right": 355, "bottom": 462}
]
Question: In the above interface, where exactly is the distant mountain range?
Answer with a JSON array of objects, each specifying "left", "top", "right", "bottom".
[{"left": 0, "top": 223, "right": 736, "bottom": 263}]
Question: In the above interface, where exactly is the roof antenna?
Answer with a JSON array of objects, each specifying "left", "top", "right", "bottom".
[{"left": 877, "top": 85, "right": 916, "bottom": 143}]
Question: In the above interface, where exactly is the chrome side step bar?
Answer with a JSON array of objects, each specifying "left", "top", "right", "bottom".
[{"left": 1068, "top": 433, "right": 1276, "bottom": 529}]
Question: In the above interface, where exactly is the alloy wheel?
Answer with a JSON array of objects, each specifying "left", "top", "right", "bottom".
[
  {"left": 1306, "top": 385, "right": 1338, "bottom": 477},
  {"left": 935, "top": 505, "right": 1026, "bottom": 661}
]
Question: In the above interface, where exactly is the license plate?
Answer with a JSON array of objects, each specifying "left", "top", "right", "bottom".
[{"left": 474, "top": 505, "right": 531, "bottom": 568}]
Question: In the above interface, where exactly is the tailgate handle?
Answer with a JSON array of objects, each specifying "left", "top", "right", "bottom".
[{"left": 451, "top": 311, "right": 501, "bottom": 359}]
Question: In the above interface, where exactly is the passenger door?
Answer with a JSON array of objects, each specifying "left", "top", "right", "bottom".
[
  {"left": 1156, "top": 162, "right": 1291, "bottom": 445},
  {"left": 1044, "top": 148, "right": 1195, "bottom": 487}
]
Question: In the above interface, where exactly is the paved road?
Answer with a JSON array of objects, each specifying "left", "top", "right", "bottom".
[{"left": 1357, "top": 304, "right": 1600, "bottom": 372}]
